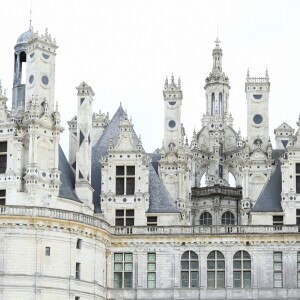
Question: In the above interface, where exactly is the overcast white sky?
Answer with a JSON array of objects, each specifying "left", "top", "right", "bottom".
[{"left": 1, "top": 0, "right": 300, "bottom": 156}]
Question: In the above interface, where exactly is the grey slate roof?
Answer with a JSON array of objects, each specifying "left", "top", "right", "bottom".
[
  {"left": 58, "top": 145, "right": 81, "bottom": 202},
  {"left": 251, "top": 150, "right": 284, "bottom": 212},
  {"left": 91, "top": 105, "right": 126, "bottom": 212},
  {"left": 91, "top": 105, "right": 178, "bottom": 214},
  {"left": 148, "top": 162, "right": 178, "bottom": 213}
]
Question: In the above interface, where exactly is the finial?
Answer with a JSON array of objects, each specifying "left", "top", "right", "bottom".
[
  {"left": 247, "top": 68, "right": 250, "bottom": 78},
  {"left": 0, "top": 80, "right": 2, "bottom": 95},
  {"left": 29, "top": 0, "right": 33, "bottom": 31},
  {"left": 55, "top": 101, "right": 58, "bottom": 112},
  {"left": 178, "top": 76, "right": 181, "bottom": 88},
  {"left": 265, "top": 68, "right": 269, "bottom": 79},
  {"left": 171, "top": 73, "right": 174, "bottom": 84},
  {"left": 120, "top": 102, "right": 122, "bottom": 107},
  {"left": 165, "top": 76, "right": 168, "bottom": 88}
]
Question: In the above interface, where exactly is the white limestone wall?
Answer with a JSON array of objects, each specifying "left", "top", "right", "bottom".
[{"left": 0, "top": 220, "right": 107, "bottom": 300}]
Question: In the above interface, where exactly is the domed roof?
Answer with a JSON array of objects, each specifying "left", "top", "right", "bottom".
[{"left": 16, "top": 28, "right": 32, "bottom": 45}]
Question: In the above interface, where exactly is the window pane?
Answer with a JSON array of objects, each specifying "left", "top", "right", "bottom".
[
  {"left": 234, "top": 251, "right": 241, "bottom": 259},
  {"left": 182, "top": 252, "right": 189, "bottom": 259},
  {"left": 147, "top": 217, "right": 157, "bottom": 223},
  {"left": 243, "top": 251, "right": 251, "bottom": 259},
  {"left": 124, "top": 253, "right": 133, "bottom": 261},
  {"left": 126, "top": 210, "right": 134, "bottom": 216},
  {"left": 274, "top": 252, "right": 282, "bottom": 261},
  {"left": 0, "top": 190, "right": 5, "bottom": 197},
  {"left": 217, "top": 271, "right": 225, "bottom": 288},
  {"left": 233, "top": 271, "right": 241, "bottom": 288},
  {"left": 207, "top": 261, "right": 215, "bottom": 269},
  {"left": 126, "top": 218, "right": 134, "bottom": 226},
  {"left": 217, "top": 261, "right": 225, "bottom": 269},
  {"left": 116, "top": 210, "right": 124, "bottom": 216},
  {"left": 114, "top": 273, "right": 122, "bottom": 288},
  {"left": 298, "top": 262, "right": 300, "bottom": 270},
  {"left": 127, "top": 166, "right": 135, "bottom": 175},
  {"left": 296, "top": 163, "right": 300, "bottom": 174},
  {"left": 115, "top": 218, "right": 124, "bottom": 226},
  {"left": 181, "top": 271, "right": 189, "bottom": 287},
  {"left": 191, "top": 261, "right": 199, "bottom": 269},
  {"left": 148, "top": 272, "right": 155, "bottom": 280},
  {"left": 116, "top": 166, "right": 124, "bottom": 175},
  {"left": 233, "top": 260, "right": 241, "bottom": 269},
  {"left": 191, "top": 271, "right": 199, "bottom": 288},
  {"left": 116, "top": 178, "right": 124, "bottom": 195},
  {"left": 124, "top": 262, "right": 133, "bottom": 271},
  {"left": 207, "top": 271, "right": 215, "bottom": 288},
  {"left": 148, "top": 273, "right": 155, "bottom": 288},
  {"left": 274, "top": 272, "right": 282, "bottom": 287},
  {"left": 207, "top": 252, "right": 215, "bottom": 259},
  {"left": 114, "top": 263, "right": 123, "bottom": 271},
  {"left": 148, "top": 253, "right": 156, "bottom": 261},
  {"left": 148, "top": 263, "right": 156, "bottom": 271},
  {"left": 243, "top": 271, "right": 251, "bottom": 288},
  {"left": 114, "top": 253, "right": 123, "bottom": 261},
  {"left": 0, "top": 155, "right": 7, "bottom": 173},
  {"left": 297, "top": 176, "right": 300, "bottom": 193},
  {"left": 181, "top": 261, "right": 189, "bottom": 270},
  {"left": 243, "top": 261, "right": 251, "bottom": 269},
  {"left": 190, "top": 252, "right": 198, "bottom": 259},
  {"left": 124, "top": 272, "right": 133, "bottom": 288},
  {"left": 297, "top": 252, "right": 300, "bottom": 261},
  {"left": 274, "top": 262, "right": 282, "bottom": 271},
  {"left": 0, "top": 142, "right": 7, "bottom": 152},
  {"left": 126, "top": 178, "right": 135, "bottom": 195},
  {"left": 217, "top": 251, "right": 224, "bottom": 259}
]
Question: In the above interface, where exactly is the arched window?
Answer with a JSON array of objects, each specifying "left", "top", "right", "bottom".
[
  {"left": 207, "top": 251, "right": 225, "bottom": 288},
  {"left": 199, "top": 212, "right": 212, "bottom": 225},
  {"left": 181, "top": 251, "right": 199, "bottom": 288},
  {"left": 233, "top": 251, "right": 251, "bottom": 288},
  {"left": 211, "top": 93, "right": 215, "bottom": 115},
  {"left": 219, "top": 93, "right": 223, "bottom": 116},
  {"left": 221, "top": 211, "right": 235, "bottom": 225}
]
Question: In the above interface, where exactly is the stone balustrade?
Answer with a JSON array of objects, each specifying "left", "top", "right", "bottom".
[{"left": 0, "top": 205, "right": 298, "bottom": 236}]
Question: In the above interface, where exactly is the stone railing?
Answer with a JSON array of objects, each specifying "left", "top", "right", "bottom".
[
  {"left": 0, "top": 206, "right": 298, "bottom": 236},
  {"left": 0, "top": 205, "right": 112, "bottom": 233}
]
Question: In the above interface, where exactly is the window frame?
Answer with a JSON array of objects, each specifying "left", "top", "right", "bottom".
[
  {"left": 199, "top": 212, "right": 212, "bottom": 225},
  {"left": 233, "top": 251, "right": 251, "bottom": 288},
  {"left": 296, "top": 163, "right": 300, "bottom": 193},
  {"left": 221, "top": 211, "right": 235, "bottom": 225},
  {"left": 114, "top": 252, "right": 133, "bottom": 289},
  {"left": 273, "top": 252, "right": 283, "bottom": 288},
  {"left": 181, "top": 251, "right": 199, "bottom": 288},
  {"left": 207, "top": 250, "right": 225, "bottom": 288},
  {"left": 147, "top": 253, "right": 156, "bottom": 288},
  {"left": 0, "top": 190, "right": 6, "bottom": 205},
  {"left": 0, "top": 142, "right": 7, "bottom": 174},
  {"left": 115, "top": 209, "right": 134, "bottom": 226},
  {"left": 116, "top": 165, "right": 135, "bottom": 195}
]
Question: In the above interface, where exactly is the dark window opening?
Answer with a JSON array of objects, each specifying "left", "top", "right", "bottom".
[
  {"left": 296, "top": 164, "right": 300, "bottom": 193},
  {"left": 0, "top": 190, "right": 6, "bottom": 205},
  {"left": 147, "top": 216, "right": 158, "bottom": 226},
  {"left": 45, "top": 247, "right": 50, "bottom": 256},
  {"left": 76, "top": 239, "right": 82, "bottom": 249},
  {"left": 0, "top": 142, "right": 7, "bottom": 174},
  {"left": 115, "top": 209, "right": 134, "bottom": 226},
  {"left": 116, "top": 166, "right": 135, "bottom": 195}
]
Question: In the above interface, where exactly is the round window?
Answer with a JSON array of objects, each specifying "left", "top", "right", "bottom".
[
  {"left": 29, "top": 75, "right": 34, "bottom": 84},
  {"left": 42, "top": 53, "right": 50, "bottom": 59},
  {"left": 168, "top": 120, "right": 176, "bottom": 128},
  {"left": 253, "top": 114, "right": 263, "bottom": 124},
  {"left": 41, "top": 75, "right": 49, "bottom": 85}
]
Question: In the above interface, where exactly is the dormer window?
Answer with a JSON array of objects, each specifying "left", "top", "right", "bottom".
[
  {"left": 296, "top": 164, "right": 300, "bottom": 193},
  {"left": 116, "top": 166, "right": 135, "bottom": 195},
  {"left": 0, "top": 142, "right": 7, "bottom": 174}
]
